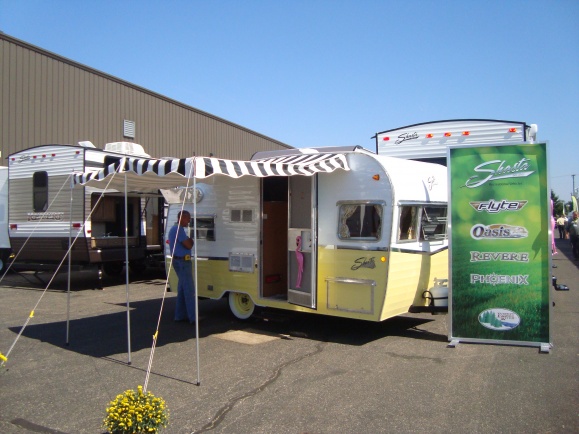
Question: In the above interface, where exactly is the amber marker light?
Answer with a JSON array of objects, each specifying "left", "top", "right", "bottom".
[
  {"left": 373, "top": 174, "right": 380, "bottom": 181},
  {"left": 381, "top": 256, "right": 386, "bottom": 262}
]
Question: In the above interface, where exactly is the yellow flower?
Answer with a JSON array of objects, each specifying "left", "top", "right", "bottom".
[{"left": 104, "top": 386, "right": 168, "bottom": 433}]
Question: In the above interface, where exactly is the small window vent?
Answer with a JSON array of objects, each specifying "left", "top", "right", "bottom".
[
  {"left": 229, "top": 253, "right": 255, "bottom": 273},
  {"left": 123, "top": 120, "right": 135, "bottom": 139},
  {"left": 231, "top": 209, "right": 253, "bottom": 223}
]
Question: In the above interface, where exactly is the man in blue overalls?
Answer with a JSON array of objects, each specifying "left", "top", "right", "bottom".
[{"left": 168, "top": 210, "right": 196, "bottom": 323}]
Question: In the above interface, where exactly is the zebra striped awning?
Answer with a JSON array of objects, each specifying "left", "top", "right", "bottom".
[
  {"left": 73, "top": 153, "right": 350, "bottom": 191},
  {"left": 196, "top": 152, "right": 349, "bottom": 178}
]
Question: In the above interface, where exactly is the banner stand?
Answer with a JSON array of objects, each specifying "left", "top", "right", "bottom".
[
  {"left": 447, "top": 339, "right": 552, "bottom": 353},
  {"left": 447, "top": 142, "right": 552, "bottom": 353}
]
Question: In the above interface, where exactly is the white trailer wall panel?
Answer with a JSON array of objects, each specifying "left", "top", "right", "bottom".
[{"left": 375, "top": 119, "right": 535, "bottom": 160}]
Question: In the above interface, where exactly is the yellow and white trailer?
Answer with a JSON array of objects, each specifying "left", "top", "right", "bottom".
[
  {"left": 73, "top": 146, "right": 448, "bottom": 321},
  {"left": 160, "top": 146, "right": 448, "bottom": 321}
]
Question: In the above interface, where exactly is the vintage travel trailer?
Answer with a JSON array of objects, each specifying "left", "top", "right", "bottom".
[
  {"left": 72, "top": 146, "right": 448, "bottom": 321},
  {"left": 157, "top": 146, "right": 449, "bottom": 321},
  {"left": 7, "top": 142, "right": 164, "bottom": 276},
  {"left": 0, "top": 166, "right": 10, "bottom": 273},
  {"left": 374, "top": 119, "right": 538, "bottom": 165}
]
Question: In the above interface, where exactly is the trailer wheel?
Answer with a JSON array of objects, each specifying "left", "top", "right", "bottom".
[
  {"left": 0, "top": 251, "right": 9, "bottom": 274},
  {"left": 228, "top": 292, "right": 255, "bottom": 320},
  {"left": 103, "top": 261, "right": 124, "bottom": 276},
  {"left": 129, "top": 259, "right": 147, "bottom": 275}
]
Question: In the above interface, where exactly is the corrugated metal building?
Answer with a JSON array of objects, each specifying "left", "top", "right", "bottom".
[{"left": 0, "top": 33, "right": 292, "bottom": 163}]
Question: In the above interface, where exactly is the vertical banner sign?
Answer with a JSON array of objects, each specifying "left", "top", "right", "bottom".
[{"left": 449, "top": 143, "right": 550, "bottom": 347}]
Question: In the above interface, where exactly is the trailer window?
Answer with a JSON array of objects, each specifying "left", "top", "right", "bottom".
[
  {"left": 398, "top": 206, "right": 419, "bottom": 241},
  {"left": 421, "top": 206, "right": 447, "bottom": 241},
  {"left": 189, "top": 216, "right": 215, "bottom": 241},
  {"left": 230, "top": 209, "right": 253, "bottom": 223},
  {"left": 338, "top": 203, "right": 382, "bottom": 240},
  {"left": 33, "top": 171, "right": 49, "bottom": 212},
  {"left": 398, "top": 205, "right": 448, "bottom": 242}
]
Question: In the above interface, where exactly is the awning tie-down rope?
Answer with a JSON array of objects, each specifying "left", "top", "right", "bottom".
[{"left": 0, "top": 168, "right": 121, "bottom": 368}]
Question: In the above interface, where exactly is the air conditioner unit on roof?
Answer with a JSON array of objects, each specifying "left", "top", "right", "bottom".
[{"left": 104, "top": 142, "right": 150, "bottom": 157}]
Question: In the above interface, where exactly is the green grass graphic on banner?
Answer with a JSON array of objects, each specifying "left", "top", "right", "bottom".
[{"left": 449, "top": 143, "right": 549, "bottom": 343}]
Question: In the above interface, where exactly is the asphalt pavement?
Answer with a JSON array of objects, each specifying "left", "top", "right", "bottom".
[{"left": 0, "top": 237, "right": 577, "bottom": 433}]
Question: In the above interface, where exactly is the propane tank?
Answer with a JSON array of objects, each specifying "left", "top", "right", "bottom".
[{"left": 428, "top": 278, "right": 448, "bottom": 307}]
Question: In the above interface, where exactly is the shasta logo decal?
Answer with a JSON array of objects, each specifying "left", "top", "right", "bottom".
[
  {"left": 351, "top": 257, "right": 376, "bottom": 270},
  {"left": 463, "top": 158, "right": 534, "bottom": 188},
  {"left": 395, "top": 132, "right": 419, "bottom": 144}
]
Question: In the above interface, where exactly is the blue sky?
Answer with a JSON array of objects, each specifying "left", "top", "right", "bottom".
[{"left": 1, "top": 0, "right": 577, "bottom": 201}]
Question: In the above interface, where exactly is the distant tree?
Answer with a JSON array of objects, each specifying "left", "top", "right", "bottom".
[{"left": 551, "top": 190, "right": 564, "bottom": 216}]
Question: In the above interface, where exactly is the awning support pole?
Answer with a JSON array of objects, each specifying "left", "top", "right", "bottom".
[
  {"left": 65, "top": 172, "right": 73, "bottom": 346},
  {"left": 193, "top": 157, "right": 201, "bottom": 385},
  {"left": 124, "top": 165, "right": 132, "bottom": 365}
]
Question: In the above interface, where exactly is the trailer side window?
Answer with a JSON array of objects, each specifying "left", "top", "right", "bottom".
[
  {"left": 398, "top": 206, "right": 418, "bottom": 241},
  {"left": 230, "top": 209, "right": 253, "bottom": 223},
  {"left": 398, "top": 205, "right": 448, "bottom": 242},
  {"left": 338, "top": 203, "right": 382, "bottom": 240},
  {"left": 189, "top": 216, "right": 215, "bottom": 241},
  {"left": 420, "top": 206, "right": 447, "bottom": 241},
  {"left": 33, "top": 171, "right": 49, "bottom": 212}
]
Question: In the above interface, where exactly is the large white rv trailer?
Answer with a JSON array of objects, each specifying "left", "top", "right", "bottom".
[
  {"left": 0, "top": 166, "right": 10, "bottom": 273},
  {"left": 374, "top": 119, "right": 538, "bottom": 165},
  {"left": 162, "top": 147, "right": 449, "bottom": 321},
  {"left": 7, "top": 142, "right": 164, "bottom": 276}
]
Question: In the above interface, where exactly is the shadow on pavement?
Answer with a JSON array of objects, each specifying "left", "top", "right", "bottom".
[
  {"left": 0, "top": 266, "right": 168, "bottom": 291},
  {"left": 554, "top": 238, "right": 579, "bottom": 269},
  {"left": 249, "top": 308, "right": 446, "bottom": 345},
  {"left": 8, "top": 294, "right": 447, "bottom": 360}
]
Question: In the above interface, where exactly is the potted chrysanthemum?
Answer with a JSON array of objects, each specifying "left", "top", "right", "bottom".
[{"left": 103, "top": 385, "right": 169, "bottom": 434}]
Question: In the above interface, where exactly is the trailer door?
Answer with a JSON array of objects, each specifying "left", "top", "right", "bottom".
[{"left": 288, "top": 175, "right": 316, "bottom": 308}]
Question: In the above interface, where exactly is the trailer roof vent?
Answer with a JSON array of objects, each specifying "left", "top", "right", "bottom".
[
  {"left": 104, "top": 142, "right": 150, "bottom": 157},
  {"left": 123, "top": 120, "right": 135, "bottom": 138},
  {"left": 78, "top": 141, "right": 96, "bottom": 148}
]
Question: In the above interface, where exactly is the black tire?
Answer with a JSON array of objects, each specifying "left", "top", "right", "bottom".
[
  {"left": 0, "top": 251, "right": 10, "bottom": 274},
  {"left": 103, "top": 261, "right": 124, "bottom": 276},
  {"left": 129, "top": 259, "right": 147, "bottom": 275}
]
